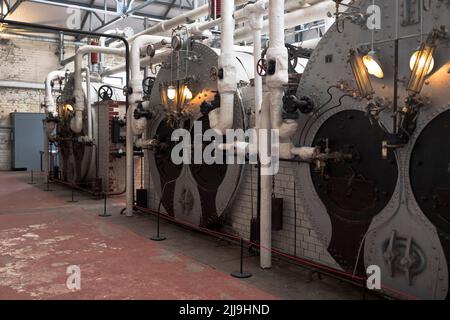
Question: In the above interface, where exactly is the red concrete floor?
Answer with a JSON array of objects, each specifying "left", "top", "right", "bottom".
[{"left": 0, "top": 172, "right": 275, "bottom": 300}]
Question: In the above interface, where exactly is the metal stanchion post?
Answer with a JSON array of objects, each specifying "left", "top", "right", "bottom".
[
  {"left": 151, "top": 200, "right": 166, "bottom": 241},
  {"left": 98, "top": 192, "right": 112, "bottom": 217},
  {"left": 28, "top": 170, "right": 36, "bottom": 185},
  {"left": 67, "top": 181, "right": 78, "bottom": 203},
  {"left": 231, "top": 238, "right": 252, "bottom": 278}
]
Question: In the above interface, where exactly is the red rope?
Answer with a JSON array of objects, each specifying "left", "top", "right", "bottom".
[{"left": 134, "top": 205, "right": 419, "bottom": 300}]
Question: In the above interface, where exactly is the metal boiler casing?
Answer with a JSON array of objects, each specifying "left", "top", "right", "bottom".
[
  {"left": 294, "top": 0, "right": 450, "bottom": 299},
  {"left": 144, "top": 41, "right": 254, "bottom": 228}
]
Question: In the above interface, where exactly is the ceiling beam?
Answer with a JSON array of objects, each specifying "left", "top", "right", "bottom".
[
  {"left": 79, "top": 0, "right": 96, "bottom": 31},
  {"left": 4, "top": 0, "right": 24, "bottom": 17},
  {"left": 126, "top": 0, "right": 156, "bottom": 16},
  {"left": 29, "top": 0, "right": 166, "bottom": 22},
  {"left": 162, "top": 0, "right": 176, "bottom": 18}
]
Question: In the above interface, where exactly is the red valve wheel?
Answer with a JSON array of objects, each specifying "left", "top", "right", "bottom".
[{"left": 257, "top": 58, "right": 267, "bottom": 76}]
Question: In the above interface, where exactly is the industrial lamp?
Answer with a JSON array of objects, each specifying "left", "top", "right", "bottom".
[
  {"left": 409, "top": 48, "right": 435, "bottom": 75},
  {"left": 349, "top": 48, "right": 374, "bottom": 99},
  {"left": 407, "top": 32, "right": 438, "bottom": 94},
  {"left": 183, "top": 86, "right": 193, "bottom": 100},
  {"left": 363, "top": 51, "right": 384, "bottom": 79},
  {"left": 167, "top": 85, "right": 176, "bottom": 100}
]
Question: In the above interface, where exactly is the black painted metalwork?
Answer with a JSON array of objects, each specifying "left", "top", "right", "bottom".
[{"left": 310, "top": 110, "right": 399, "bottom": 273}]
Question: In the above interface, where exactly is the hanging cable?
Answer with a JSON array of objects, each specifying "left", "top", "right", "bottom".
[{"left": 299, "top": 85, "right": 340, "bottom": 145}]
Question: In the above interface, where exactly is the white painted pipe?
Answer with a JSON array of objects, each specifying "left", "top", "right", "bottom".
[
  {"left": 81, "top": 68, "right": 93, "bottom": 141},
  {"left": 238, "top": 0, "right": 267, "bottom": 130},
  {"left": 190, "top": 0, "right": 312, "bottom": 36},
  {"left": 260, "top": 0, "right": 295, "bottom": 270},
  {"left": 259, "top": 92, "right": 272, "bottom": 269},
  {"left": 101, "top": 48, "right": 171, "bottom": 77},
  {"left": 253, "top": 29, "right": 263, "bottom": 129},
  {"left": 125, "top": 36, "right": 169, "bottom": 217},
  {"left": 113, "top": 0, "right": 250, "bottom": 48},
  {"left": 99, "top": 29, "right": 127, "bottom": 66},
  {"left": 71, "top": 46, "right": 125, "bottom": 134},
  {"left": 234, "top": 0, "right": 335, "bottom": 43},
  {"left": 43, "top": 70, "right": 65, "bottom": 183},
  {"left": 208, "top": 0, "right": 236, "bottom": 135},
  {"left": 44, "top": 70, "right": 66, "bottom": 116}
]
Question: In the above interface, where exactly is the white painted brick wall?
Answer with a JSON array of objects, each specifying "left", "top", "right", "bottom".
[
  {"left": 145, "top": 145, "right": 339, "bottom": 270},
  {"left": 0, "top": 37, "right": 62, "bottom": 170}
]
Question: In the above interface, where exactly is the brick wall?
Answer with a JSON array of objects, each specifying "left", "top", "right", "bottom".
[{"left": 0, "top": 37, "right": 63, "bottom": 170}]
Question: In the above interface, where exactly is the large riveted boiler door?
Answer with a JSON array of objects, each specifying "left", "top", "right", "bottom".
[
  {"left": 410, "top": 109, "right": 450, "bottom": 298},
  {"left": 146, "top": 42, "right": 247, "bottom": 228},
  {"left": 310, "top": 110, "right": 398, "bottom": 273}
]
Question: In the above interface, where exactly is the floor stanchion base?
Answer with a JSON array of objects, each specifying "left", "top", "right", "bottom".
[
  {"left": 230, "top": 271, "right": 252, "bottom": 279},
  {"left": 150, "top": 236, "right": 166, "bottom": 241}
]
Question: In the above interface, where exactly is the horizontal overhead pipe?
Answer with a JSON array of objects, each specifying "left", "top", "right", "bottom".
[
  {"left": 101, "top": 48, "right": 171, "bottom": 77},
  {"left": 71, "top": 45, "right": 125, "bottom": 134},
  {"left": 234, "top": 0, "right": 335, "bottom": 43},
  {"left": 114, "top": 0, "right": 249, "bottom": 47}
]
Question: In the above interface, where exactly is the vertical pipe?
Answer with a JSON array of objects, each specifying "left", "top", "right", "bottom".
[
  {"left": 259, "top": 93, "right": 272, "bottom": 269},
  {"left": 81, "top": 68, "right": 93, "bottom": 140},
  {"left": 253, "top": 29, "right": 262, "bottom": 129},
  {"left": 59, "top": 32, "right": 64, "bottom": 65},
  {"left": 126, "top": 105, "right": 134, "bottom": 216}
]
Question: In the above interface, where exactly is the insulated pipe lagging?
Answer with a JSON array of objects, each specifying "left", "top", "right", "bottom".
[
  {"left": 243, "top": 0, "right": 267, "bottom": 129},
  {"left": 114, "top": 0, "right": 248, "bottom": 47},
  {"left": 266, "top": 0, "right": 289, "bottom": 90},
  {"left": 81, "top": 68, "right": 93, "bottom": 140},
  {"left": 259, "top": 93, "right": 272, "bottom": 269},
  {"left": 209, "top": 0, "right": 237, "bottom": 134},
  {"left": 101, "top": 48, "right": 171, "bottom": 77},
  {"left": 44, "top": 70, "right": 66, "bottom": 116},
  {"left": 71, "top": 46, "right": 125, "bottom": 134},
  {"left": 234, "top": 0, "right": 334, "bottom": 43},
  {"left": 126, "top": 36, "right": 169, "bottom": 217}
]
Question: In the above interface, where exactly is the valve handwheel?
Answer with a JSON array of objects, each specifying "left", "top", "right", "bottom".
[
  {"left": 257, "top": 58, "right": 267, "bottom": 76},
  {"left": 98, "top": 85, "right": 113, "bottom": 101},
  {"left": 210, "top": 67, "right": 218, "bottom": 81}
]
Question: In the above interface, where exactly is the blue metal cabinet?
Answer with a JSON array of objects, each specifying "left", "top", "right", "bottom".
[{"left": 10, "top": 112, "right": 45, "bottom": 171}]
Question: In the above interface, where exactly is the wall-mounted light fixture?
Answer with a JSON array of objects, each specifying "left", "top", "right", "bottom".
[
  {"left": 167, "top": 85, "right": 176, "bottom": 100},
  {"left": 349, "top": 48, "right": 374, "bottom": 99},
  {"left": 363, "top": 50, "right": 384, "bottom": 78},
  {"left": 183, "top": 86, "right": 193, "bottom": 100},
  {"left": 160, "top": 79, "right": 195, "bottom": 113},
  {"left": 406, "top": 27, "right": 444, "bottom": 94},
  {"left": 409, "top": 48, "right": 435, "bottom": 76}
]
